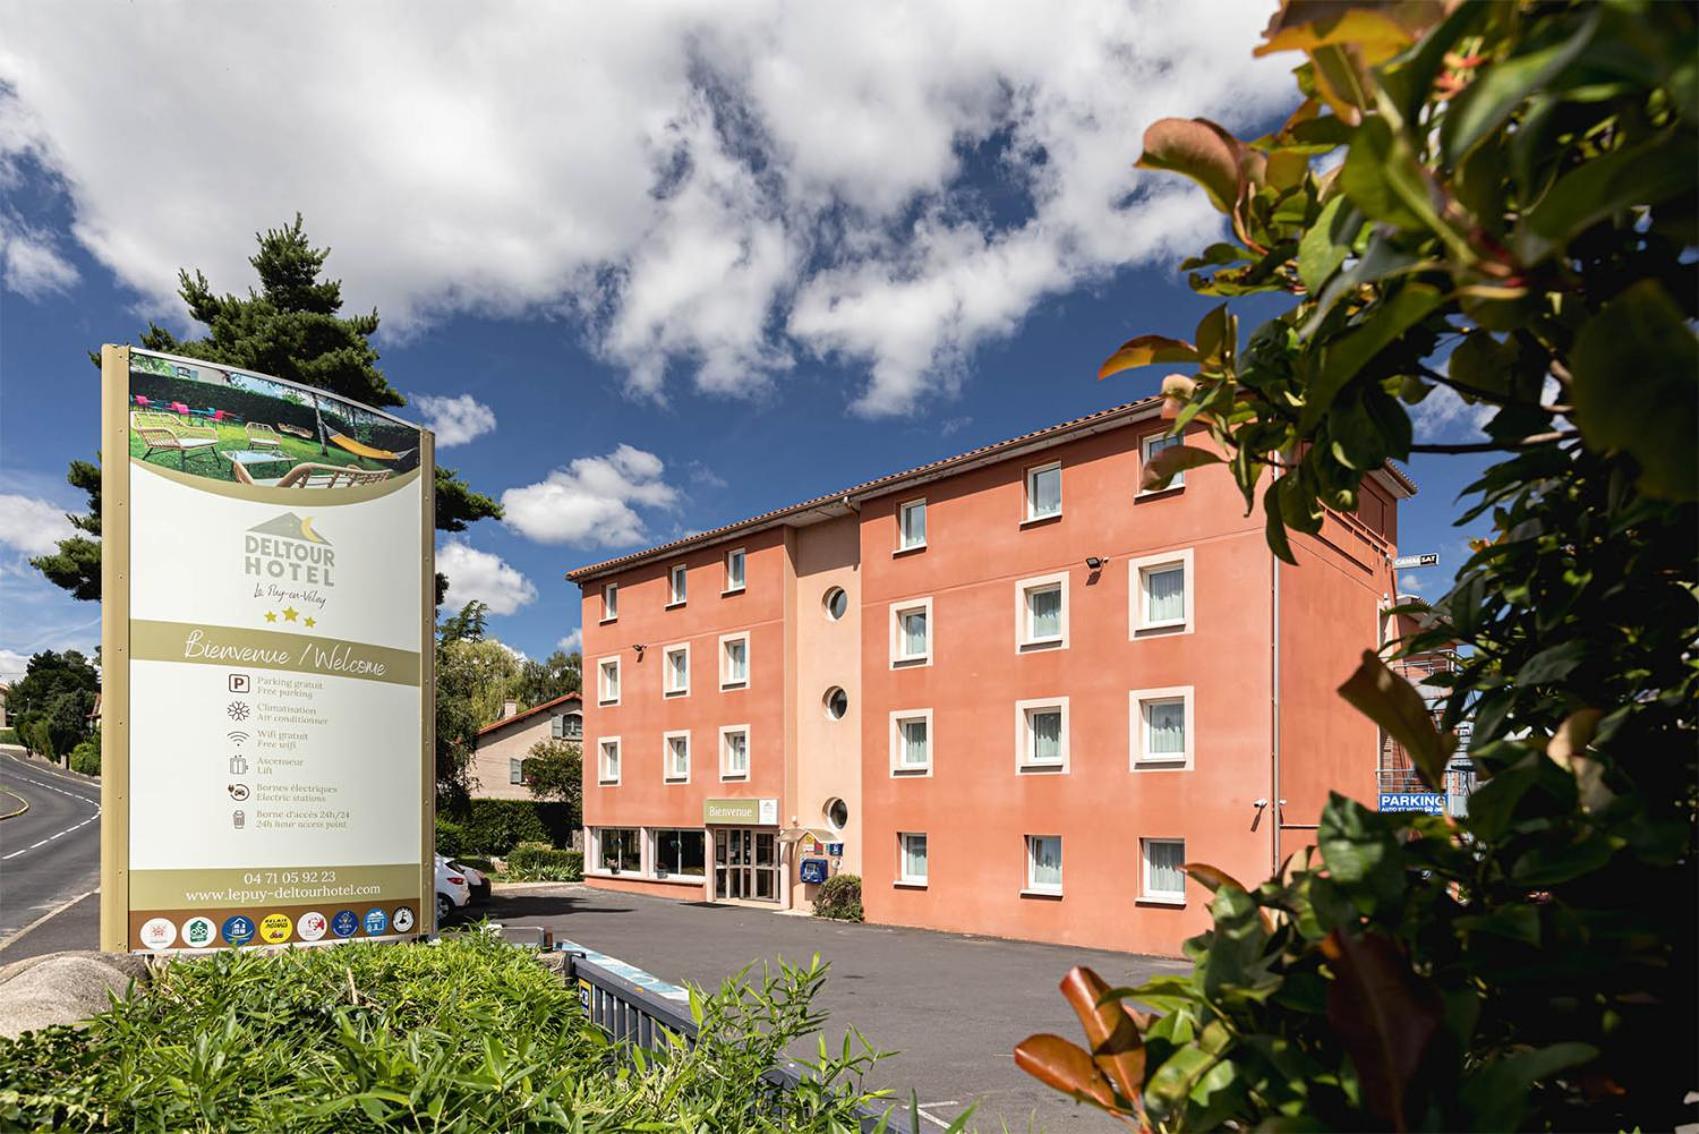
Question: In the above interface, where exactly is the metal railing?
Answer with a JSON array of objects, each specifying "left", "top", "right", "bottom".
[{"left": 563, "top": 949, "right": 921, "bottom": 1133}]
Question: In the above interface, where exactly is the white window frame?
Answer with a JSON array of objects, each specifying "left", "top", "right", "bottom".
[
  {"left": 897, "top": 832, "right": 928, "bottom": 886},
  {"left": 651, "top": 827, "right": 707, "bottom": 880},
  {"left": 662, "top": 642, "right": 691, "bottom": 698},
  {"left": 597, "top": 736, "right": 622, "bottom": 785},
  {"left": 1015, "top": 571, "right": 1069, "bottom": 651},
  {"left": 663, "top": 729, "right": 691, "bottom": 784},
  {"left": 719, "top": 724, "right": 751, "bottom": 781},
  {"left": 591, "top": 826, "right": 641, "bottom": 875},
  {"left": 667, "top": 563, "right": 688, "bottom": 607},
  {"left": 888, "top": 708, "right": 934, "bottom": 777},
  {"left": 1024, "top": 834, "right": 1063, "bottom": 895},
  {"left": 1140, "top": 837, "right": 1188, "bottom": 905},
  {"left": 1128, "top": 548, "right": 1195, "bottom": 637},
  {"left": 597, "top": 656, "right": 621, "bottom": 706},
  {"left": 508, "top": 757, "right": 523, "bottom": 785},
  {"left": 724, "top": 547, "right": 746, "bottom": 594},
  {"left": 1140, "top": 431, "right": 1187, "bottom": 494},
  {"left": 1015, "top": 697, "right": 1070, "bottom": 773},
  {"left": 889, "top": 596, "right": 934, "bottom": 668},
  {"left": 1023, "top": 460, "right": 1063, "bottom": 523},
  {"left": 896, "top": 498, "right": 927, "bottom": 553},
  {"left": 601, "top": 582, "right": 618, "bottom": 623},
  {"left": 1130, "top": 685, "right": 1195, "bottom": 771},
  {"left": 719, "top": 631, "right": 750, "bottom": 690}
]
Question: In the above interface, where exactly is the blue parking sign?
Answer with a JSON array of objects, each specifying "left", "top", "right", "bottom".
[{"left": 1379, "top": 792, "right": 1446, "bottom": 814}]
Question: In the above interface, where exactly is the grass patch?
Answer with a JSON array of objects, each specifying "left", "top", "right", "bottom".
[{"left": 128, "top": 422, "right": 382, "bottom": 483}]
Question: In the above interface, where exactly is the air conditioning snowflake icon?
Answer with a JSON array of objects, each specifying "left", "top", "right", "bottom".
[{"left": 227, "top": 702, "right": 251, "bottom": 722}]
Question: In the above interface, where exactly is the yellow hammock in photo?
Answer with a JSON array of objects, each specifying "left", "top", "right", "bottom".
[{"left": 328, "top": 433, "right": 415, "bottom": 462}]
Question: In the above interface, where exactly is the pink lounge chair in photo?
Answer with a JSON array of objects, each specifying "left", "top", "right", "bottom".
[
  {"left": 170, "top": 401, "right": 191, "bottom": 415},
  {"left": 133, "top": 395, "right": 151, "bottom": 408}
]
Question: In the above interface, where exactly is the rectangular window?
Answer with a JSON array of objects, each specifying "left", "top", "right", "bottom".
[
  {"left": 597, "top": 737, "right": 621, "bottom": 784},
  {"left": 720, "top": 633, "right": 749, "bottom": 689},
  {"left": 898, "top": 833, "right": 928, "bottom": 884},
  {"left": 1026, "top": 835, "right": 1063, "bottom": 894},
  {"left": 724, "top": 548, "right": 746, "bottom": 593},
  {"left": 563, "top": 714, "right": 582, "bottom": 739},
  {"left": 889, "top": 709, "right": 933, "bottom": 775},
  {"left": 663, "top": 643, "right": 690, "bottom": 697},
  {"left": 601, "top": 583, "right": 618, "bottom": 622},
  {"left": 664, "top": 731, "right": 690, "bottom": 782},
  {"left": 897, "top": 499, "right": 927, "bottom": 551},
  {"left": 596, "top": 827, "right": 640, "bottom": 874},
  {"left": 598, "top": 657, "right": 621, "bottom": 705},
  {"left": 890, "top": 597, "right": 933, "bottom": 666},
  {"left": 1025, "top": 461, "right": 1062, "bottom": 521},
  {"left": 508, "top": 757, "right": 523, "bottom": 785},
  {"left": 1141, "top": 432, "right": 1185, "bottom": 491},
  {"left": 654, "top": 829, "right": 706, "bottom": 878},
  {"left": 1129, "top": 550, "right": 1194, "bottom": 636},
  {"left": 1142, "top": 838, "right": 1187, "bottom": 903},
  {"left": 1016, "top": 698, "right": 1070, "bottom": 772},
  {"left": 550, "top": 714, "right": 566, "bottom": 739},
  {"left": 720, "top": 725, "right": 750, "bottom": 779},
  {"left": 668, "top": 563, "right": 687, "bottom": 606},
  {"left": 1016, "top": 572, "right": 1068, "bottom": 650},
  {"left": 1130, "top": 686, "right": 1194, "bottom": 770}
]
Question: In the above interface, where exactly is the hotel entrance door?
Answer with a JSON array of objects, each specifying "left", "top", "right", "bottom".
[{"left": 714, "top": 828, "right": 780, "bottom": 902}]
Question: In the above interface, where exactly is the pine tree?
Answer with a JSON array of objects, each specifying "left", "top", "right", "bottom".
[{"left": 33, "top": 216, "right": 500, "bottom": 600}]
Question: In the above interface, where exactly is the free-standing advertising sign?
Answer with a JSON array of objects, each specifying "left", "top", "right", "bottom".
[{"left": 101, "top": 347, "right": 434, "bottom": 952}]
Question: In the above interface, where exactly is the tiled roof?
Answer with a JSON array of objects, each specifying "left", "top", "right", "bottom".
[{"left": 474, "top": 691, "right": 582, "bottom": 740}]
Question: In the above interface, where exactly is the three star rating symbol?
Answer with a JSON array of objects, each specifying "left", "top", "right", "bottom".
[{"left": 261, "top": 607, "right": 316, "bottom": 629}]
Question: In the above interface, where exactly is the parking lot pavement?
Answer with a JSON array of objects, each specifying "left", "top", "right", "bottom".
[{"left": 482, "top": 884, "right": 1188, "bottom": 1131}]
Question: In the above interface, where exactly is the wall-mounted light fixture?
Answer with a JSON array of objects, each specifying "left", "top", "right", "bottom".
[
  {"left": 632, "top": 643, "right": 647, "bottom": 659},
  {"left": 1085, "top": 556, "right": 1108, "bottom": 571}
]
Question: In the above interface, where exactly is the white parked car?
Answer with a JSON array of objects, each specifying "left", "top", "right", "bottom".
[
  {"left": 435, "top": 854, "right": 471, "bottom": 924},
  {"left": 449, "top": 859, "right": 490, "bottom": 903}
]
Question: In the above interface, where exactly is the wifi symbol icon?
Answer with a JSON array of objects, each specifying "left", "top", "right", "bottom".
[{"left": 228, "top": 731, "right": 250, "bottom": 746}]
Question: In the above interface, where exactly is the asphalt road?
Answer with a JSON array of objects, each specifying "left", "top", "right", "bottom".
[
  {"left": 0, "top": 751, "right": 102, "bottom": 951},
  {"left": 482, "top": 884, "right": 1187, "bottom": 1131}
]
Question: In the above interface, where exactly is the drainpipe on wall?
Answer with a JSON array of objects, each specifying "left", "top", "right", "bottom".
[{"left": 1270, "top": 546, "right": 1282, "bottom": 879}]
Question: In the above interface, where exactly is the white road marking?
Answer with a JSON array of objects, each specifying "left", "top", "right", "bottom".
[{"left": 0, "top": 760, "right": 101, "bottom": 861}]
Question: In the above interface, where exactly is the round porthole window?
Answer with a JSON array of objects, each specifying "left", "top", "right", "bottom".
[
  {"left": 825, "top": 798, "right": 849, "bottom": 831},
  {"left": 824, "top": 686, "right": 849, "bottom": 720},
  {"left": 823, "top": 586, "right": 848, "bottom": 620}
]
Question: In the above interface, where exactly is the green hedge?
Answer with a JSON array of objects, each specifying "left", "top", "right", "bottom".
[
  {"left": 0, "top": 729, "right": 17, "bottom": 745},
  {"left": 440, "top": 799, "right": 575, "bottom": 856},
  {"left": 506, "top": 842, "right": 583, "bottom": 882},
  {"left": 813, "top": 874, "right": 863, "bottom": 922},
  {"left": 69, "top": 739, "right": 100, "bottom": 777}
]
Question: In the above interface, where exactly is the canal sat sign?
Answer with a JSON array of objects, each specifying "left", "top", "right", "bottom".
[{"left": 100, "top": 346, "right": 435, "bottom": 952}]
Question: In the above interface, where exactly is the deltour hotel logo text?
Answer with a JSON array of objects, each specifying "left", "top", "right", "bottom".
[{"left": 245, "top": 512, "right": 336, "bottom": 587}]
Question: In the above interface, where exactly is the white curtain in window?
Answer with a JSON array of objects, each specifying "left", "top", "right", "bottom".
[
  {"left": 1028, "top": 587, "right": 1062, "bottom": 638},
  {"left": 669, "top": 651, "right": 687, "bottom": 690},
  {"left": 1031, "top": 710, "right": 1062, "bottom": 762},
  {"left": 1146, "top": 567, "right": 1185, "bottom": 623},
  {"left": 902, "top": 719, "right": 928, "bottom": 764},
  {"left": 728, "top": 552, "right": 744, "bottom": 587},
  {"left": 726, "top": 641, "right": 747, "bottom": 682},
  {"left": 1147, "top": 700, "right": 1186, "bottom": 755},
  {"left": 602, "top": 743, "right": 619, "bottom": 777},
  {"left": 902, "top": 504, "right": 926, "bottom": 546},
  {"left": 1031, "top": 467, "right": 1061, "bottom": 515},
  {"left": 902, "top": 610, "right": 927, "bottom": 655},
  {"left": 669, "top": 738, "right": 688, "bottom": 776},
  {"left": 1147, "top": 840, "right": 1186, "bottom": 895},
  {"left": 902, "top": 835, "right": 927, "bottom": 879},
  {"left": 1030, "top": 836, "right": 1062, "bottom": 886},
  {"left": 602, "top": 663, "right": 619, "bottom": 699},
  {"left": 726, "top": 732, "right": 748, "bottom": 772}
]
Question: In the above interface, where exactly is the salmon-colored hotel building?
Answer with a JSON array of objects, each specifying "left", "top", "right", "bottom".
[{"left": 567, "top": 397, "right": 1414, "bottom": 955}]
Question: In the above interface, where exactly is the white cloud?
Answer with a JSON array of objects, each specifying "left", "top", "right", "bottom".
[
  {"left": 0, "top": 493, "right": 76, "bottom": 556},
  {"left": 502, "top": 444, "right": 679, "bottom": 546},
  {"left": 0, "top": 214, "right": 78, "bottom": 299},
  {"left": 557, "top": 628, "right": 583, "bottom": 654},
  {"left": 413, "top": 393, "right": 496, "bottom": 447},
  {"left": 1411, "top": 385, "right": 1496, "bottom": 441},
  {"left": 436, "top": 540, "right": 537, "bottom": 615},
  {"left": 0, "top": 647, "right": 29, "bottom": 681},
  {"left": 0, "top": 1, "right": 1289, "bottom": 415},
  {"left": 1399, "top": 573, "right": 1425, "bottom": 594}
]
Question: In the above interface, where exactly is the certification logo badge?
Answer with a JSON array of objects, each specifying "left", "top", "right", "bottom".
[
  {"left": 296, "top": 911, "right": 328, "bottom": 942},
  {"left": 181, "top": 916, "right": 218, "bottom": 949},
  {"left": 391, "top": 906, "right": 415, "bottom": 933},
  {"left": 362, "top": 907, "right": 388, "bottom": 936},
  {"left": 222, "top": 914, "right": 257, "bottom": 946},
  {"left": 330, "top": 910, "right": 359, "bottom": 938},
  {"left": 259, "top": 912, "right": 293, "bottom": 944},
  {"left": 138, "top": 917, "right": 177, "bottom": 951}
]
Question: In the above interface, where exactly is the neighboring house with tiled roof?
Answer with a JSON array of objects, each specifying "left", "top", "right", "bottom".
[{"left": 469, "top": 692, "right": 583, "bottom": 801}]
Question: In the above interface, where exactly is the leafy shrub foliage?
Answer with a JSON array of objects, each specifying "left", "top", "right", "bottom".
[
  {"left": 442, "top": 798, "right": 576, "bottom": 855},
  {"left": 434, "top": 816, "right": 469, "bottom": 858},
  {"left": 812, "top": 874, "right": 863, "bottom": 922},
  {"left": 68, "top": 739, "right": 99, "bottom": 777},
  {"left": 1017, "top": 3, "right": 1697, "bottom": 1131},
  {"left": 0, "top": 934, "right": 891, "bottom": 1131},
  {"left": 506, "top": 842, "right": 584, "bottom": 882},
  {"left": 0, "top": 729, "right": 18, "bottom": 745}
]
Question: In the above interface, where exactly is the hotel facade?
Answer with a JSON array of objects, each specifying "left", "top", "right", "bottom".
[{"left": 567, "top": 398, "right": 1413, "bottom": 955}]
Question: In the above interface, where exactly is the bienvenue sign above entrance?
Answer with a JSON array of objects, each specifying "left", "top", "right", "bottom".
[
  {"left": 704, "top": 798, "right": 780, "bottom": 825},
  {"left": 101, "top": 346, "right": 435, "bottom": 953}
]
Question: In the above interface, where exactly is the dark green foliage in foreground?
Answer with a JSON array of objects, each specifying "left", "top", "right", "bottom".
[
  {"left": 5, "top": 650, "right": 99, "bottom": 762},
  {"left": 506, "top": 842, "right": 584, "bottom": 882},
  {"left": 812, "top": 875, "right": 863, "bottom": 923},
  {"left": 442, "top": 798, "right": 577, "bottom": 855},
  {"left": 0, "top": 934, "right": 891, "bottom": 1132}
]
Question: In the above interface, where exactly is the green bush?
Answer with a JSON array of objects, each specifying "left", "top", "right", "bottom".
[
  {"left": 454, "top": 855, "right": 495, "bottom": 874},
  {"left": 0, "top": 934, "right": 890, "bottom": 1130},
  {"left": 444, "top": 799, "right": 575, "bottom": 855},
  {"left": 506, "top": 842, "right": 583, "bottom": 882},
  {"left": 812, "top": 874, "right": 862, "bottom": 922},
  {"left": 0, "top": 729, "right": 17, "bottom": 745},
  {"left": 434, "top": 817, "right": 468, "bottom": 858},
  {"left": 68, "top": 739, "right": 100, "bottom": 777}
]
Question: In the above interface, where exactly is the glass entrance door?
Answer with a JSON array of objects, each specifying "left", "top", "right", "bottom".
[{"left": 714, "top": 829, "right": 779, "bottom": 902}]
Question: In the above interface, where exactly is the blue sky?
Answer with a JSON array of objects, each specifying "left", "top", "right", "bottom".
[{"left": 0, "top": 3, "right": 1494, "bottom": 679}]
